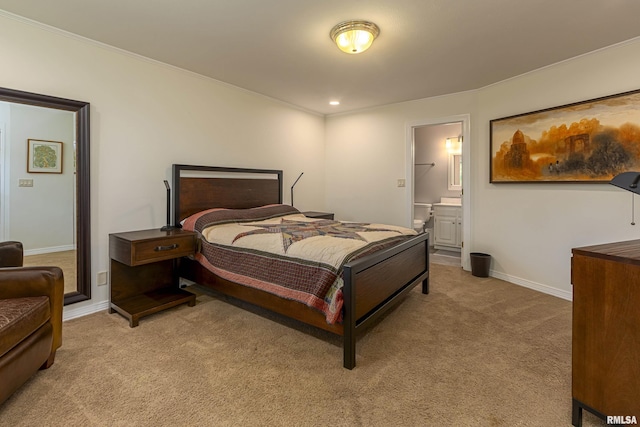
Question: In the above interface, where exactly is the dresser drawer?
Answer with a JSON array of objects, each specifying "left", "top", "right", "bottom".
[{"left": 110, "top": 230, "right": 196, "bottom": 267}]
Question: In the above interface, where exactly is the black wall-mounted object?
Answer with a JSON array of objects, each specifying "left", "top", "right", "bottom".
[
  {"left": 611, "top": 171, "right": 640, "bottom": 194},
  {"left": 610, "top": 172, "right": 640, "bottom": 225},
  {"left": 291, "top": 172, "right": 304, "bottom": 208},
  {"left": 161, "top": 180, "right": 179, "bottom": 231}
]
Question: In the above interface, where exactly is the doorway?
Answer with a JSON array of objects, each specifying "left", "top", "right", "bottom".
[{"left": 406, "top": 114, "right": 471, "bottom": 270}]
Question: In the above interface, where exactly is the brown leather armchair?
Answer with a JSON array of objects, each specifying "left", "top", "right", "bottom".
[{"left": 0, "top": 241, "right": 64, "bottom": 404}]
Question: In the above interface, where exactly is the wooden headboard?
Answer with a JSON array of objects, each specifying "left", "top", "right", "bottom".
[{"left": 171, "top": 164, "right": 283, "bottom": 225}]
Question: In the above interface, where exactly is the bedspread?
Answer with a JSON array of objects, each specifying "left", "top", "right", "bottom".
[{"left": 183, "top": 205, "right": 417, "bottom": 324}]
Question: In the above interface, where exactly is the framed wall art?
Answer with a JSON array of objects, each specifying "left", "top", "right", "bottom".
[
  {"left": 490, "top": 89, "right": 640, "bottom": 183},
  {"left": 27, "top": 139, "right": 63, "bottom": 173}
]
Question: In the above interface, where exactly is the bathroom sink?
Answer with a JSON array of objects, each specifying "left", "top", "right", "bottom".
[{"left": 438, "top": 197, "right": 462, "bottom": 206}]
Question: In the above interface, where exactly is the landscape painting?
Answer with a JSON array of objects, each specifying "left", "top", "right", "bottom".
[{"left": 490, "top": 89, "right": 640, "bottom": 183}]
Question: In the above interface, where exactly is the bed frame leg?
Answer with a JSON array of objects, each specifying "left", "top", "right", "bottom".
[
  {"left": 343, "top": 265, "right": 356, "bottom": 369},
  {"left": 344, "top": 332, "right": 356, "bottom": 370},
  {"left": 422, "top": 236, "right": 429, "bottom": 295},
  {"left": 422, "top": 277, "right": 429, "bottom": 294}
]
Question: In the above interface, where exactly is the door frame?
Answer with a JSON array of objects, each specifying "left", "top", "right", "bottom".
[
  {"left": 0, "top": 123, "right": 7, "bottom": 241},
  {"left": 405, "top": 114, "right": 471, "bottom": 270}
]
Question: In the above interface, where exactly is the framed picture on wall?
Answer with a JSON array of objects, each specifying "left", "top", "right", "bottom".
[
  {"left": 27, "top": 139, "right": 63, "bottom": 173},
  {"left": 490, "top": 88, "right": 640, "bottom": 183}
]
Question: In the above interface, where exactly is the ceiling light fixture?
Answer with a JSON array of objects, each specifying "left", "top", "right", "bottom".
[
  {"left": 330, "top": 20, "right": 380, "bottom": 54},
  {"left": 329, "top": 100, "right": 340, "bottom": 106}
]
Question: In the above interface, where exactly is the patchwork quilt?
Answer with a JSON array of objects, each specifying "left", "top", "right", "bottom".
[{"left": 182, "top": 205, "right": 417, "bottom": 324}]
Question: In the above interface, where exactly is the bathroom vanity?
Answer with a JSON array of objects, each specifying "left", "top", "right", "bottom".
[{"left": 433, "top": 199, "right": 462, "bottom": 251}]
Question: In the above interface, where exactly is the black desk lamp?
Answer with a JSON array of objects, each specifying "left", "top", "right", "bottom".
[{"left": 610, "top": 172, "right": 640, "bottom": 225}]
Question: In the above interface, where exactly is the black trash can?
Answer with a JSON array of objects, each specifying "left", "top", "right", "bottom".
[{"left": 470, "top": 252, "right": 491, "bottom": 277}]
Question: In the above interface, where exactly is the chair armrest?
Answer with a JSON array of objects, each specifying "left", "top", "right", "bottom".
[
  {"left": 0, "top": 267, "right": 64, "bottom": 352},
  {"left": 0, "top": 241, "right": 23, "bottom": 267}
]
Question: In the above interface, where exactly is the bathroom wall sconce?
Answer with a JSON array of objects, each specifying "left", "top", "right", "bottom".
[
  {"left": 330, "top": 20, "right": 380, "bottom": 54},
  {"left": 446, "top": 136, "right": 462, "bottom": 154}
]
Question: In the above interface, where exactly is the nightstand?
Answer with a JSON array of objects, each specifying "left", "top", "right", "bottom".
[
  {"left": 303, "top": 211, "right": 335, "bottom": 220},
  {"left": 109, "top": 228, "right": 197, "bottom": 327}
]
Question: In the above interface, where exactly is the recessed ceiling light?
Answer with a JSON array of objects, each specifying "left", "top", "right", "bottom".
[{"left": 329, "top": 101, "right": 340, "bottom": 106}]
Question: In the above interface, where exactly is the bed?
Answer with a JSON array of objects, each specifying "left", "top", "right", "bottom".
[{"left": 172, "top": 164, "right": 429, "bottom": 369}]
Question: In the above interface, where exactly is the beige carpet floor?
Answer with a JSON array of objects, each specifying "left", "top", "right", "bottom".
[{"left": 0, "top": 263, "right": 606, "bottom": 426}]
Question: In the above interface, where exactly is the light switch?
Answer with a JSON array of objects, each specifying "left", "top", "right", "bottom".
[{"left": 18, "top": 179, "right": 33, "bottom": 187}]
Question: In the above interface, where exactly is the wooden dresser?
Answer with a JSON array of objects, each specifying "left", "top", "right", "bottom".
[{"left": 571, "top": 240, "right": 640, "bottom": 426}]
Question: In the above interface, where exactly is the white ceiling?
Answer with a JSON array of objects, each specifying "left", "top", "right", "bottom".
[{"left": 2, "top": 0, "right": 640, "bottom": 115}]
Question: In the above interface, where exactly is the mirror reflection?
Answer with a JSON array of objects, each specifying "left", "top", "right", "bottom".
[
  {"left": 0, "top": 102, "right": 76, "bottom": 294},
  {"left": 448, "top": 153, "right": 462, "bottom": 191},
  {"left": 0, "top": 87, "right": 90, "bottom": 305}
]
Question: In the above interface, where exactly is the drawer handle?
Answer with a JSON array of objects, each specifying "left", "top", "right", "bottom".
[{"left": 154, "top": 243, "right": 179, "bottom": 252}]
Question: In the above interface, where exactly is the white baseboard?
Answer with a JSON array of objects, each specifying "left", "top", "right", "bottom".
[
  {"left": 24, "top": 244, "right": 76, "bottom": 256},
  {"left": 63, "top": 301, "right": 109, "bottom": 321},
  {"left": 490, "top": 270, "right": 573, "bottom": 301}
]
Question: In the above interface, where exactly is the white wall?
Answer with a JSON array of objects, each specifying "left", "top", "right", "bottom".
[
  {"left": 3, "top": 9, "right": 640, "bottom": 314},
  {"left": 325, "top": 92, "right": 476, "bottom": 226},
  {"left": 0, "top": 13, "right": 326, "bottom": 317},
  {"left": 473, "top": 39, "right": 640, "bottom": 298},
  {"left": 326, "top": 38, "right": 640, "bottom": 299}
]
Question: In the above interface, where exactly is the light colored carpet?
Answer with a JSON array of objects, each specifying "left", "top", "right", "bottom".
[{"left": 0, "top": 264, "right": 606, "bottom": 426}]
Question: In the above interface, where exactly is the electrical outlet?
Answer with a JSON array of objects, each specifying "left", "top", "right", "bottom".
[
  {"left": 397, "top": 179, "right": 406, "bottom": 187},
  {"left": 97, "top": 271, "right": 108, "bottom": 286},
  {"left": 18, "top": 179, "right": 33, "bottom": 187}
]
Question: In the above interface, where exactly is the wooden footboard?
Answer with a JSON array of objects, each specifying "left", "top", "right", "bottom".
[{"left": 343, "top": 231, "right": 429, "bottom": 369}]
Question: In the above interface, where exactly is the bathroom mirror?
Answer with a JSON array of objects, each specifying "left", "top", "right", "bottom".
[
  {"left": 0, "top": 87, "right": 90, "bottom": 305},
  {"left": 448, "top": 153, "right": 462, "bottom": 191}
]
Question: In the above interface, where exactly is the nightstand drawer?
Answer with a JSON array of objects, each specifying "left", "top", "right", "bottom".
[
  {"left": 110, "top": 229, "right": 196, "bottom": 267},
  {"left": 132, "top": 235, "right": 195, "bottom": 265}
]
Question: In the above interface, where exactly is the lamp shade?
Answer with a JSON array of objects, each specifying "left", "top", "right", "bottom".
[
  {"left": 330, "top": 21, "right": 380, "bottom": 54},
  {"left": 610, "top": 171, "right": 640, "bottom": 195}
]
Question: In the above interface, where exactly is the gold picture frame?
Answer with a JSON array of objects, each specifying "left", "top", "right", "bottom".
[
  {"left": 490, "top": 89, "right": 640, "bottom": 183},
  {"left": 27, "top": 139, "right": 63, "bottom": 174}
]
